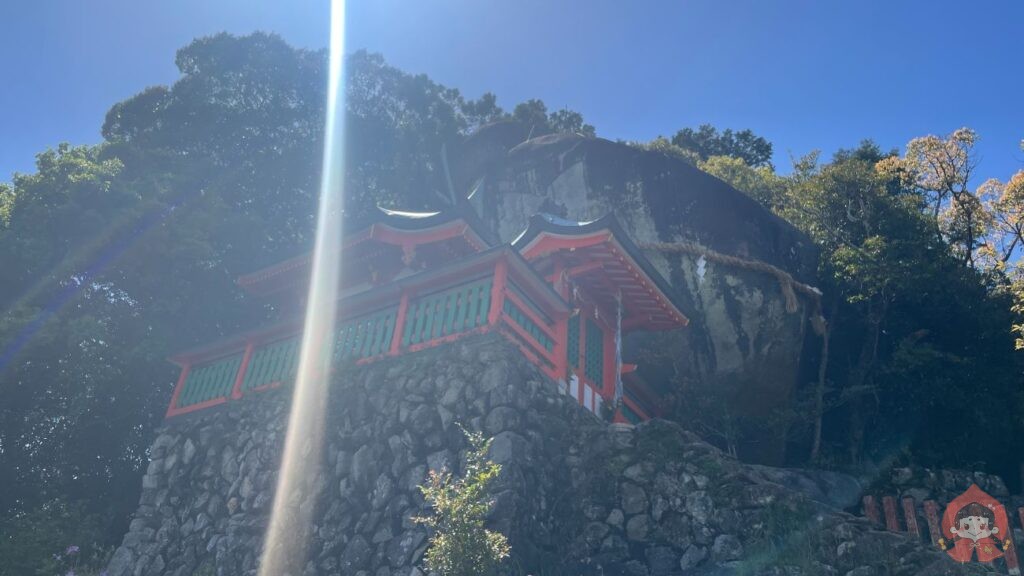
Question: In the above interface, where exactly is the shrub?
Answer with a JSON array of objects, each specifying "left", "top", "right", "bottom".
[{"left": 414, "top": 427, "right": 510, "bottom": 576}]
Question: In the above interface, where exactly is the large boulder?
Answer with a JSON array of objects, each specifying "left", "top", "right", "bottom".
[{"left": 456, "top": 125, "right": 820, "bottom": 463}]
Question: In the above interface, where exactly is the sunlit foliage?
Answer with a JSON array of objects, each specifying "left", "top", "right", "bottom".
[{"left": 414, "top": 428, "right": 510, "bottom": 576}]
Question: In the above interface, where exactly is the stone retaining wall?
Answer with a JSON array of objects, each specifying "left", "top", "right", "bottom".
[{"left": 108, "top": 335, "right": 992, "bottom": 576}]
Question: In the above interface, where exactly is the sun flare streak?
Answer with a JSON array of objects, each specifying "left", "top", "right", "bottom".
[{"left": 258, "top": 1, "right": 347, "bottom": 574}]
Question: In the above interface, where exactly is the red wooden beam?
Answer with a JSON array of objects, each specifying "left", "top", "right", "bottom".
[
  {"left": 487, "top": 258, "right": 508, "bottom": 325},
  {"left": 164, "top": 364, "right": 192, "bottom": 419},
  {"left": 999, "top": 505, "right": 1021, "bottom": 575},
  {"left": 621, "top": 377, "right": 663, "bottom": 418},
  {"left": 1012, "top": 507, "right": 1024, "bottom": 576},
  {"left": 499, "top": 312, "right": 556, "bottom": 368},
  {"left": 230, "top": 342, "right": 255, "bottom": 400},
  {"left": 923, "top": 500, "right": 942, "bottom": 545},
  {"left": 562, "top": 260, "right": 606, "bottom": 279},
  {"left": 601, "top": 322, "right": 616, "bottom": 400},
  {"left": 621, "top": 394, "right": 651, "bottom": 421},
  {"left": 882, "top": 496, "right": 900, "bottom": 532},
  {"left": 862, "top": 495, "right": 882, "bottom": 527},
  {"left": 165, "top": 395, "right": 228, "bottom": 418},
  {"left": 901, "top": 497, "right": 920, "bottom": 538},
  {"left": 389, "top": 290, "right": 410, "bottom": 355},
  {"left": 370, "top": 221, "right": 469, "bottom": 247},
  {"left": 495, "top": 325, "right": 557, "bottom": 380},
  {"left": 407, "top": 325, "right": 492, "bottom": 353},
  {"left": 519, "top": 232, "right": 613, "bottom": 260},
  {"left": 551, "top": 257, "right": 569, "bottom": 380}
]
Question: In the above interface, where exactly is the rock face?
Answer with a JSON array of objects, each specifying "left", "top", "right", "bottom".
[
  {"left": 454, "top": 125, "right": 820, "bottom": 463},
  {"left": 108, "top": 335, "right": 991, "bottom": 576}
]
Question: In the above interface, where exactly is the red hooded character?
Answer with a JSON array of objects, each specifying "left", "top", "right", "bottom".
[{"left": 938, "top": 484, "right": 1012, "bottom": 564}]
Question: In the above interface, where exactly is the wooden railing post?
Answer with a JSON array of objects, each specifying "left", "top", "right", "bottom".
[
  {"left": 389, "top": 290, "right": 410, "bottom": 355},
  {"left": 1005, "top": 526, "right": 1021, "bottom": 576},
  {"left": 164, "top": 364, "right": 191, "bottom": 418},
  {"left": 231, "top": 342, "right": 255, "bottom": 400},
  {"left": 1008, "top": 507, "right": 1024, "bottom": 576},
  {"left": 487, "top": 258, "right": 508, "bottom": 326},
  {"left": 923, "top": 500, "right": 942, "bottom": 545},
  {"left": 882, "top": 495, "right": 900, "bottom": 532},
  {"left": 863, "top": 495, "right": 882, "bottom": 527},
  {"left": 902, "top": 497, "right": 920, "bottom": 538}
]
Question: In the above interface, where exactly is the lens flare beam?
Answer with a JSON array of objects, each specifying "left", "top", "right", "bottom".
[{"left": 258, "top": 1, "right": 347, "bottom": 574}]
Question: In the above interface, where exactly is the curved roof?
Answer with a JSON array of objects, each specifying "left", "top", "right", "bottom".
[
  {"left": 237, "top": 205, "right": 494, "bottom": 296},
  {"left": 513, "top": 213, "right": 688, "bottom": 330}
]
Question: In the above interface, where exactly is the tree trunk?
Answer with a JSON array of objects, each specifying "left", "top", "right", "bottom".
[{"left": 809, "top": 299, "right": 838, "bottom": 463}]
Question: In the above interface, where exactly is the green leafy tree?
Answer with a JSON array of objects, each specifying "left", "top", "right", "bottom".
[
  {"left": 414, "top": 428, "right": 510, "bottom": 576},
  {"left": 0, "top": 34, "right": 544, "bottom": 572},
  {"left": 628, "top": 136, "right": 700, "bottom": 165},
  {"left": 774, "top": 141, "right": 1024, "bottom": 474},
  {"left": 511, "top": 99, "right": 596, "bottom": 139},
  {"left": 698, "top": 154, "right": 787, "bottom": 209},
  {"left": 671, "top": 124, "right": 774, "bottom": 168},
  {"left": 548, "top": 107, "right": 596, "bottom": 137}
]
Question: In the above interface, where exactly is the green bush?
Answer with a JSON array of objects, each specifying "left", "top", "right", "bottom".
[{"left": 414, "top": 427, "right": 510, "bottom": 576}]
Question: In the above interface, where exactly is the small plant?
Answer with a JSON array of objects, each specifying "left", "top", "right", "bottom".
[{"left": 414, "top": 426, "right": 510, "bottom": 576}]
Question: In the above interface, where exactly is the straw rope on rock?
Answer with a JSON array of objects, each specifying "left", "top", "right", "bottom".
[{"left": 640, "top": 240, "right": 824, "bottom": 329}]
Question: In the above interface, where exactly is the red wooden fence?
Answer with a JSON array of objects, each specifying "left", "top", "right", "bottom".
[{"left": 862, "top": 493, "right": 1021, "bottom": 574}]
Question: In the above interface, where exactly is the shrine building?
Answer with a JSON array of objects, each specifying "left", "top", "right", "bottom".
[{"left": 164, "top": 208, "right": 688, "bottom": 424}]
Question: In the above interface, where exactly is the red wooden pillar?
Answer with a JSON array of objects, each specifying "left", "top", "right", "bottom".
[
  {"left": 230, "top": 342, "right": 255, "bottom": 400},
  {"left": 389, "top": 290, "right": 410, "bottom": 355},
  {"left": 1008, "top": 508, "right": 1024, "bottom": 575},
  {"left": 487, "top": 258, "right": 508, "bottom": 326},
  {"left": 575, "top": 305, "right": 588, "bottom": 407},
  {"left": 1004, "top": 520, "right": 1021, "bottom": 576},
  {"left": 165, "top": 364, "right": 192, "bottom": 418},
  {"left": 923, "top": 500, "right": 942, "bottom": 545},
  {"left": 601, "top": 320, "right": 616, "bottom": 401},
  {"left": 551, "top": 258, "right": 569, "bottom": 381},
  {"left": 901, "top": 497, "right": 920, "bottom": 538},
  {"left": 882, "top": 496, "right": 900, "bottom": 532},
  {"left": 862, "top": 495, "right": 882, "bottom": 527}
]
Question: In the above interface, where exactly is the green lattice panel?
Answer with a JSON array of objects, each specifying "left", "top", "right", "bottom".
[
  {"left": 508, "top": 283, "right": 550, "bottom": 324},
  {"left": 402, "top": 278, "right": 492, "bottom": 346},
  {"left": 567, "top": 315, "right": 580, "bottom": 369},
  {"left": 503, "top": 299, "right": 554, "bottom": 352},
  {"left": 242, "top": 336, "right": 300, "bottom": 392},
  {"left": 178, "top": 353, "right": 243, "bottom": 407},
  {"left": 336, "top": 307, "right": 398, "bottom": 361},
  {"left": 585, "top": 318, "right": 604, "bottom": 385}
]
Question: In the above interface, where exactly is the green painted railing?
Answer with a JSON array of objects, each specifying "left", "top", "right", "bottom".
[
  {"left": 402, "top": 278, "right": 492, "bottom": 346},
  {"left": 503, "top": 299, "right": 554, "bottom": 352},
  {"left": 177, "top": 353, "right": 243, "bottom": 408},
  {"left": 242, "top": 335, "right": 300, "bottom": 392},
  {"left": 335, "top": 307, "right": 398, "bottom": 360},
  {"left": 171, "top": 274, "right": 546, "bottom": 417}
]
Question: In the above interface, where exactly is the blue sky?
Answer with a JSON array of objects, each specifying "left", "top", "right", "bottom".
[{"left": 2, "top": 1, "right": 1022, "bottom": 183}]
